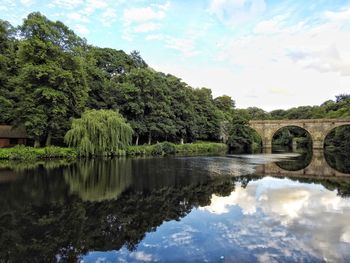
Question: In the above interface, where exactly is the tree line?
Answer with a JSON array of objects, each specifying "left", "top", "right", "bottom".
[{"left": 0, "top": 12, "right": 349, "bottom": 150}]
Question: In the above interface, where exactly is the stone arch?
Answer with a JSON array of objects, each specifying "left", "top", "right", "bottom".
[
  {"left": 247, "top": 126, "right": 270, "bottom": 150},
  {"left": 249, "top": 119, "right": 350, "bottom": 150},
  {"left": 271, "top": 125, "right": 313, "bottom": 150},
  {"left": 323, "top": 123, "right": 350, "bottom": 146}
]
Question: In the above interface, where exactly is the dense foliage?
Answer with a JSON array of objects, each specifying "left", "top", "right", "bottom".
[
  {"left": 64, "top": 109, "right": 133, "bottom": 156},
  {"left": 0, "top": 13, "right": 226, "bottom": 147}
]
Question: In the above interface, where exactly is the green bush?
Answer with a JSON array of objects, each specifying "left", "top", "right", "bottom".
[
  {"left": 0, "top": 145, "right": 77, "bottom": 160},
  {"left": 0, "top": 142, "right": 227, "bottom": 160},
  {"left": 151, "top": 144, "right": 164, "bottom": 155},
  {"left": 161, "top": 142, "right": 176, "bottom": 154},
  {"left": 126, "top": 142, "right": 227, "bottom": 157}
]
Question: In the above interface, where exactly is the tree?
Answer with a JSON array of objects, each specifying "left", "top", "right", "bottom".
[
  {"left": 192, "top": 88, "right": 222, "bottom": 141},
  {"left": 335, "top": 94, "right": 350, "bottom": 103},
  {"left": 84, "top": 47, "right": 137, "bottom": 109},
  {"left": 129, "top": 50, "right": 148, "bottom": 68},
  {"left": 214, "top": 95, "right": 235, "bottom": 112},
  {"left": 0, "top": 20, "right": 17, "bottom": 124},
  {"left": 115, "top": 68, "right": 176, "bottom": 144},
  {"left": 64, "top": 109, "right": 133, "bottom": 156},
  {"left": 13, "top": 12, "right": 89, "bottom": 147}
]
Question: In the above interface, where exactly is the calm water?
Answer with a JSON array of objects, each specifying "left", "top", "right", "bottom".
[{"left": 0, "top": 150, "right": 350, "bottom": 263}]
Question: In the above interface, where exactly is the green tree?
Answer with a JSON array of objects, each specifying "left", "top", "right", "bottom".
[
  {"left": 84, "top": 47, "right": 136, "bottom": 109},
  {"left": 115, "top": 68, "right": 176, "bottom": 144},
  {"left": 0, "top": 20, "right": 17, "bottom": 124},
  {"left": 192, "top": 88, "right": 222, "bottom": 141},
  {"left": 214, "top": 95, "right": 235, "bottom": 113},
  {"left": 13, "top": 12, "right": 89, "bottom": 147},
  {"left": 64, "top": 109, "right": 133, "bottom": 156}
]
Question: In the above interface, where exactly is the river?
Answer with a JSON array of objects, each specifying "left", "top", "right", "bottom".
[{"left": 0, "top": 149, "right": 349, "bottom": 262}]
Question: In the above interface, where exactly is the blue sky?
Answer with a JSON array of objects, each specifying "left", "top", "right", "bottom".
[{"left": 1, "top": 0, "right": 350, "bottom": 110}]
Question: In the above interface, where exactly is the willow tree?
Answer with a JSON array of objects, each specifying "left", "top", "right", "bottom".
[{"left": 65, "top": 110, "right": 133, "bottom": 156}]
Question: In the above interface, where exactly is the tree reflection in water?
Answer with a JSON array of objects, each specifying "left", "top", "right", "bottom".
[
  {"left": 0, "top": 154, "right": 349, "bottom": 262},
  {"left": 0, "top": 158, "right": 235, "bottom": 262},
  {"left": 325, "top": 149, "right": 350, "bottom": 174}
]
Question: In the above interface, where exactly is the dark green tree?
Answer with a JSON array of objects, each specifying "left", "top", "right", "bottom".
[
  {"left": 0, "top": 20, "right": 17, "bottom": 124},
  {"left": 13, "top": 12, "right": 89, "bottom": 146}
]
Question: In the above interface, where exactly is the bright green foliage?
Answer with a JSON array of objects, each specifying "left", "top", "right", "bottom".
[
  {"left": 64, "top": 110, "right": 133, "bottom": 156},
  {"left": 0, "top": 145, "right": 77, "bottom": 160},
  {"left": 126, "top": 142, "right": 227, "bottom": 156},
  {"left": 227, "top": 113, "right": 262, "bottom": 153}
]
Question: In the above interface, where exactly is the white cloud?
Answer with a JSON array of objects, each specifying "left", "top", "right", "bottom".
[
  {"left": 121, "top": 4, "right": 171, "bottom": 40},
  {"left": 49, "top": 0, "right": 83, "bottom": 9},
  {"left": 203, "top": 15, "right": 349, "bottom": 109},
  {"left": 254, "top": 15, "right": 289, "bottom": 34},
  {"left": 66, "top": 12, "right": 89, "bottom": 23},
  {"left": 131, "top": 251, "right": 153, "bottom": 262},
  {"left": 134, "top": 22, "right": 160, "bottom": 33},
  {"left": 101, "top": 8, "right": 117, "bottom": 26},
  {"left": 287, "top": 45, "right": 350, "bottom": 76},
  {"left": 165, "top": 37, "right": 200, "bottom": 57},
  {"left": 123, "top": 7, "right": 165, "bottom": 24},
  {"left": 209, "top": 0, "right": 266, "bottom": 27},
  {"left": 83, "top": 0, "right": 108, "bottom": 15},
  {"left": 201, "top": 186, "right": 257, "bottom": 214},
  {"left": 145, "top": 34, "right": 164, "bottom": 41},
  {"left": 325, "top": 6, "right": 350, "bottom": 22},
  {"left": 20, "top": 0, "right": 34, "bottom": 6},
  {"left": 75, "top": 24, "right": 89, "bottom": 35}
]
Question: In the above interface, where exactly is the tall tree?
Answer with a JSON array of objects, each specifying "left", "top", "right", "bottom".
[
  {"left": 13, "top": 12, "right": 89, "bottom": 146},
  {"left": 192, "top": 88, "right": 222, "bottom": 141},
  {"left": 0, "top": 20, "right": 17, "bottom": 124}
]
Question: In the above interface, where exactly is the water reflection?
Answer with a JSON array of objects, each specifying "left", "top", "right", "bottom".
[
  {"left": 274, "top": 149, "right": 313, "bottom": 171},
  {"left": 268, "top": 146, "right": 350, "bottom": 175},
  {"left": 0, "top": 154, "right": 349, "bottom": 262},
  {"left": 64, "top": 159, "right": 133, "bottom": 202},
  {"left": 325, "top": 149, "right": 350, "bottom": 174},
  {"left": 0, "top": 157, "right": 237, "bottom": 262},
  {"left": 198, "top": 177, "right": 350, "bottom": 263}
]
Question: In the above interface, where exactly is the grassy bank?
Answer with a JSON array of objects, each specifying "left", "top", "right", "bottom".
[
  {"left": 127, "top": 142, "right": 228, "bottom": 156},
  {"left": 0, "top": 146, "right": 77, "bottom": 160},
  {"left": 0, "top": 142, "right": 228, "bottom": 160}
]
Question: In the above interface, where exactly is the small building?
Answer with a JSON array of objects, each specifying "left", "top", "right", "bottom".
[{"left": 0, "top": 125, "right": 28, "bottom": 148}]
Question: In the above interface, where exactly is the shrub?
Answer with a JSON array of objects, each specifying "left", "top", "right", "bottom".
[
  {"left": 151, "top": 143, "right": 164, "bottom": 155},
  {"left": 161, "top": 142, "right": 176, "bottom": 154}
]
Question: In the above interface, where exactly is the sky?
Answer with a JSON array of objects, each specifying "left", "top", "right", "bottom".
[{"left": 1, "top": 0, "right": 350, "bottom": 111}]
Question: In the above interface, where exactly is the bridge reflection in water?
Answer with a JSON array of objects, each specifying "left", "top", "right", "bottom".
[{"left": 256, "top": 149, "right": 350, "bottom": 178}]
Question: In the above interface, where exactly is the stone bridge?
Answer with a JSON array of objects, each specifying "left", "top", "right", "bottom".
[
  {"left": 255, "top": 150, "right": 349, "bottom": 177},
  {"left": 249, "top": 119, "right": 350, "bottom": 149}
]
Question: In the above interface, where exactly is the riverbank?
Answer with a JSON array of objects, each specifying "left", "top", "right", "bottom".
[{"left": 0, "top": 142, "right": 228, "bottom": 160}]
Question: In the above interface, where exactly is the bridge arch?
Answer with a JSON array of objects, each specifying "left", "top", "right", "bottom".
[
  {"left": 249, "top": 119, "right": 350, "bottom": 150},
  {"left": 271, "top": 125, "right": 313, "bottom": 150}
]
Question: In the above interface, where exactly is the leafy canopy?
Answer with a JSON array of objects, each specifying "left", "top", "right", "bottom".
[{"left": 64, "top": 110, "right": 133, "bottom": 156}]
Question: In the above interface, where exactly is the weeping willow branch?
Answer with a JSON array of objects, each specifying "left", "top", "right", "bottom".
[{"left": 64, "top": 109, "right": 133, "bottom": 156}]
